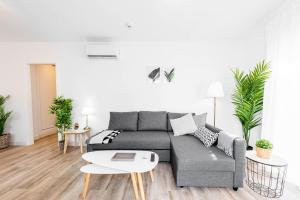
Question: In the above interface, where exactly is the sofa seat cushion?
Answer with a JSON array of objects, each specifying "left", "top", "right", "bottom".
[
  {"left": 138, "top": 111, "right": 167, "bottom": 131},
  {"left": 170, "top": 134, "right": 235, "bottom": 172},
  {"left": 88, "top": 131, "right": 171, "bottom": 150}
]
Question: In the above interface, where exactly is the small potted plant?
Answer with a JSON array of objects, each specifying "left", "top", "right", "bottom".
[
  {"left": 256, "top": 139, "right": 273, "bottom": 159},
  {"left": 0, "top": 95, "right": 12, "bottom": 149},
  {"left": 49, "top": 96, "right": 73, "bottom": 150}
]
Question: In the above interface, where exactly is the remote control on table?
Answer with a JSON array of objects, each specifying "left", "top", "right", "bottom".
[{"left": 150, "top": 153, "right": 155, "bottom": 162}]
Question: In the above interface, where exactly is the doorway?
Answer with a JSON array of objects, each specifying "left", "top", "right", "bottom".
[{"left": 30, "top": 64, "right": 57, "bottom": 141}]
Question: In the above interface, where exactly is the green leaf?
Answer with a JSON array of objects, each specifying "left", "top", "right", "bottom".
[
  {"left": 49, "top": 96, "right": 73, "bottom": 130},
  {"left": 0, "top": 95, "right": 12, "bottom": 135}
]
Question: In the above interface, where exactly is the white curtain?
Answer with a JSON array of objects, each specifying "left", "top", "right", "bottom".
[{"left": 262, "top": 0, "right": 300, "bottom": 186}]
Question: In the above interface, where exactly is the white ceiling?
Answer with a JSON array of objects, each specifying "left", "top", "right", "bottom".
[{"left": 0, "top": 0, "right": 285, "bottom": 42}]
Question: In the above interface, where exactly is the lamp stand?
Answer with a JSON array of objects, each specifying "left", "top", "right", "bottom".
[
  {"left": 84, "top": 115, "right": 89, "bottom": 130},
  {"left": 213, "top": 97, "right": 216, "bottom": 127}
]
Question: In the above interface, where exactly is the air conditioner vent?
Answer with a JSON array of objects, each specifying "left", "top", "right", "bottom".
[{"left": 86, "top": 44, "right": 119, "bottom": 59}]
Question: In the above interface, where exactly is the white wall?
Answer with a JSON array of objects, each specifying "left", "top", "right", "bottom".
[{"left": 0, "top": 39, "right": 265, "bottom": 145}]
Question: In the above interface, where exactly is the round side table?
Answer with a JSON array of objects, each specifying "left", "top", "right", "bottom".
[{"left": 246, "top": 151, "right": 288, "bottom": 198}]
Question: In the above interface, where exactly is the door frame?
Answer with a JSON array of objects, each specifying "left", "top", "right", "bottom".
[{"left": 30, "top": 64, "right": 57, "bottom": 141}]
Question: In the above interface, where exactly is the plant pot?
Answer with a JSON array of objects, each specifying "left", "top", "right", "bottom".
[
  {"left": 256, "top": 147, "right": 272, "bottom": 159},
  {"left": 0, "top": 133, "right": 9, "bottom": 149},
  {"left": 59, "top": 140, "right": 64, "bottom": 151},
  {"left": 247, "top": 146, "right": 253, "bottom": 151}
]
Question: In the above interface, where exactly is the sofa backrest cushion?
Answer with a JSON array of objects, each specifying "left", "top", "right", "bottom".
[
  {"left": 108, "top": 112, "right": 138, "bottom": 131},
  {"left": 138, "top": 111, "right": 167, "bottom": 131}
]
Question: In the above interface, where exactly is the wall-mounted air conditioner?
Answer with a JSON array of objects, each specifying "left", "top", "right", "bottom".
[{"left": 86, "top": 44, "right": 119, "bottom": 58}]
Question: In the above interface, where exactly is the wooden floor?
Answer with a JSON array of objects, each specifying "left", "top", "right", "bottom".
[{"left": 0, "top": 135, "right": 299, "bottom": 200}]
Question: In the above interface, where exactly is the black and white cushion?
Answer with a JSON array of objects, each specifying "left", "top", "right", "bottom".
[
  {"left": 89, "top": 130, "right": 121, "bottom": 144},
  {"left": 102, "top": 130, "right": 120, "bottom": 144},
  {"left": 194, "top": 127, "right": 219, "bottom": 147}
]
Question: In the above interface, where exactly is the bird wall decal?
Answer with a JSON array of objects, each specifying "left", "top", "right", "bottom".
[
  {"left": 164, "top": 68, "right": 175, "bottom": 82},
  {"left": 148, "top": 67, "right": 160, "bottom": 82}
]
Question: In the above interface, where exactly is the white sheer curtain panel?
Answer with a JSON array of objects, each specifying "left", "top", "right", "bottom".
[{"left": 262, "top": 0, "right": 300, "bottom": 187}]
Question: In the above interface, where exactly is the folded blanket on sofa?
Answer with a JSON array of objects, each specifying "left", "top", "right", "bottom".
[{"left": 88, "top": 130, "right": 121, "bottom": 144}]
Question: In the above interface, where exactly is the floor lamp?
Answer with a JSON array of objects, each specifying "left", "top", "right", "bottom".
[
  {"left": 82, "top": 107, "right": 92, "bottom": 130},
  {"left": 207, "top": 82, "right": 224, "bottom": 127}
]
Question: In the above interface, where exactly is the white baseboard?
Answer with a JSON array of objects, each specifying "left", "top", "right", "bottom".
[
  {"left": 9, "top": 141, "right": 30, "bottom": 146},
  {"left": 34, "top": 132, "right": 56, "bottom": 140}
]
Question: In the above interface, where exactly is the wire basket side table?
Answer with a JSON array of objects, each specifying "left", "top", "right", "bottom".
[{"left": 246, "top": 151, "right": 288, "bottom": 198}]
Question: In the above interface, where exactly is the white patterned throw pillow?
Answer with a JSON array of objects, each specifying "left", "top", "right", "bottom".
[{"left": 194, "top": 127, "right": 219, "bottom": 147}]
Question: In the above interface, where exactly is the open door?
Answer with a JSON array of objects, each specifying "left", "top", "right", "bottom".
[{"left": 30, "top": 64, "right": 57, "bottom": 141}]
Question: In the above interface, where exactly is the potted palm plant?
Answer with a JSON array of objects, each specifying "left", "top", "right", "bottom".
[
  {"left": 0, "top": 95, "right": 12, "bottom": 149},
  {"left": 232, "top": 60, "right": 271, "bottom": 150},
  {"left": 49, "top": 96, "right": 73, "bottom": 150}
]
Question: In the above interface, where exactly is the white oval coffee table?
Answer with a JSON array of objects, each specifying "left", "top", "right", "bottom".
[{"left": 80, "top": 150, "right": 159, "bottom": 200}]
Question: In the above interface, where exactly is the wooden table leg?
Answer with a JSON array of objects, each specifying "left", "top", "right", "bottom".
[
  {"left": 131, "top": 173, "right": 139, "bottom": 200},
  {"left": 64, "top": 134, "right": 68, "bottom": 154},
  {"left": 80, "top": 134, "right": 83, "bottom": 153},
  {"left": 137, "top": 173, "right": 146, "bottom": 200},
  {"left": 149, "top": 170, "right": 154, "bottom": 182},
  {"left": 82, "top": 173, "right": 91, "bottom": 200}
]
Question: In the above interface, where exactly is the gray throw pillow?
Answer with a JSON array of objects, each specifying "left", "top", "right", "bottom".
[
  {"left": 108, "top": 112, "right": 138, "bottom": 131},
  {"left": 194, "top": 127, "right": 219, "bottom": 147},
  {"left": 138, "top": 111, "right": 167, "bottom": 131},
  {"left": 193, "top": 113, "right": 207, "bottom": 129},
  {"left": 217, "top": 131, "right": 237, "bottom": 158}
]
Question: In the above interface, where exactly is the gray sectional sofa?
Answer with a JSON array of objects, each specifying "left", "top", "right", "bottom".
[{"left": 87, "top": 111, "right": 246, "bottom": 190}]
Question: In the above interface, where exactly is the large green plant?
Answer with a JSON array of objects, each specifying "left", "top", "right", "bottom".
[
  {"left": 49, "top": 96, "right": 72, "bottom": 141},
  {"left": 232, "top": 60, "right": 271, "bottom": 147},
  {"left": 0, "top": 95, "right": 12, "bottom": 135}
]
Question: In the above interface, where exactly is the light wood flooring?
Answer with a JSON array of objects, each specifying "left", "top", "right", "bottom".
[{"left": 0, "top": 135, "right": 299, "bottom": 200}]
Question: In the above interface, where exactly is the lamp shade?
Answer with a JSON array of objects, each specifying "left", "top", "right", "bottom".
[
  {"left": 207, "top": 81, "right": 224, "bottom": 98},
  {"left": 82, "top": 107, "right": 93, "bottom": 115}
]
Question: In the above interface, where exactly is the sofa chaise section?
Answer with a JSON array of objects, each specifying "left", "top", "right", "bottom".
[
  {"left": 170, "top": 134, "right": 235, "bottom": 187},
  {"left": 169, "top": 126, "right": 246, "bottom": 188}
]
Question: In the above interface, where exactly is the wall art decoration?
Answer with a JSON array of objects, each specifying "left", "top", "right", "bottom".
[
  {"left": 148, "top": 67, "right": 160, "bottom": 82},
  {"left": 147, "top": 67, "right": 175, "bottom": 83},
  {"left": 164, "top": 68, "right": 175, "bottom": 82}
]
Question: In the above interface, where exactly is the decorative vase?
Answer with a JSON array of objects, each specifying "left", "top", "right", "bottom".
[
  {"left": 74, "top": 122, "right": 79, "bottom": 130},
  {"left": 0, "top": 133, "right": 9, "bottom": 149},
  {"left": 256, "top": 147, "right": 272, "bottom": 159}
]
